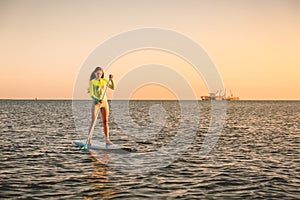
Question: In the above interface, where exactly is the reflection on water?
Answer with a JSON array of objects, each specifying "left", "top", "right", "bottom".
[
  {"left": 0, "top": 100, "right": 299, "bottom": 199},
  {"left": 83, "top": 152, "right": 115, "bottom": 200}
]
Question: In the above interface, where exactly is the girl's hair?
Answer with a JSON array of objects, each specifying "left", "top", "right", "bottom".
[
  {"left": 88, "top": 67, "right": 104, "bottom": 93},
  {"left": 90, "top": 67, "right": 104, "bottom": 81}
]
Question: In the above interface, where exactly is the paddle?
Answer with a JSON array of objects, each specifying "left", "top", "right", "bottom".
[{"left": 81, "top": 78, "right": 112, "bottom": 151}]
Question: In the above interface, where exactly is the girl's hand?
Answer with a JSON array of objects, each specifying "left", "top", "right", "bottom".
[
  {"left": 109, "top": 74, "right": 114, "bottom": 79},
  {"left": 95, "top": 99, "right": 103, "bottom": 105}
]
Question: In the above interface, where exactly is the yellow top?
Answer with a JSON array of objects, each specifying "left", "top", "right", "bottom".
[{"left": 89, "top": 78, "right": 114, "bottom": 102}]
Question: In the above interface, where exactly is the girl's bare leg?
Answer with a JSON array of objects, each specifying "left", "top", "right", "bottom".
[
  {"left": 100, "top": 106, "right": 113, "bottom": 145},
  {"left": 87, "top": 103, "right": 100, "bottom": 145}
]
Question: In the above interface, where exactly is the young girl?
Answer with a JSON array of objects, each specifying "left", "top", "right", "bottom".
[{"left": 88, "top": 67, "right": 115, "bottom": 145}]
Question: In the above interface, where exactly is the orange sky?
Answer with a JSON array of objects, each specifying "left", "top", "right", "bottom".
[{"left": 1, "top": 0, "right": 299, "bottom": 100}]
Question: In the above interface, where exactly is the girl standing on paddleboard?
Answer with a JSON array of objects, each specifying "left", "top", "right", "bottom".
[{"left": 88, "top": 67, "right": 115, "bottom": 145}]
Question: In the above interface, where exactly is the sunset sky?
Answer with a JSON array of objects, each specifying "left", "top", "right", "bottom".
[{"left": 1, "top": 0, "right": 299, "bottom": 100}]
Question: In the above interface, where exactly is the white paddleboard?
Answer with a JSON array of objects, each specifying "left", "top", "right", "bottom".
[{"left": 74, "top": 141, "right": 124, "bottom": 150}]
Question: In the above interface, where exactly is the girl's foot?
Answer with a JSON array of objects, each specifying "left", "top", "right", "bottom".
[{"left": 106, "top": 139, "right": 113, "bottom": 145}]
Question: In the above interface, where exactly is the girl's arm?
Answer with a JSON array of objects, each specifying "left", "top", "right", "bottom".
[
  {"left": 108, "top": 74, "right": 115, "bottom": 90},
  {"left": 89, "top": 80, "right": 99, "bottom": 103},
  {"left": 108, "top": 78, "right": 115, "bottom": 90}
]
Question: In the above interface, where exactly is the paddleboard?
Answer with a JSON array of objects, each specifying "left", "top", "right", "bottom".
[{"left": 74, "top": 141, "right": 130, "bottom": 151}]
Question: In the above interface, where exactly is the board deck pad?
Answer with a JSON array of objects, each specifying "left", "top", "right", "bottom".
[{"left": 74, "top": 141, "right": 124, "bottom": 150}]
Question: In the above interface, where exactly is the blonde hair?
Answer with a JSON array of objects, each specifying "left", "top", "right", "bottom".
[
  {"left": 88, "top": 67, "right": 105, "bottom": 93},
  {"left": 90, "top": 67, "right": 104, "bottom": 81}
]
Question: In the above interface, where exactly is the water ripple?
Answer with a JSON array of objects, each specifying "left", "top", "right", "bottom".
[{"left": 0, "top": 100, "right": 299, "bottom": 199}]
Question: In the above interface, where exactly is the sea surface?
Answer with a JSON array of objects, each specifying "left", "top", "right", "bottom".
[{"left": 0, "top": 100, "right": 299, "bottom": 199}]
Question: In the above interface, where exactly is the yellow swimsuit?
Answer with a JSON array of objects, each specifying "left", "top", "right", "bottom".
[{"left": 90, "top": 78, "right": 107, "bottom": 102}]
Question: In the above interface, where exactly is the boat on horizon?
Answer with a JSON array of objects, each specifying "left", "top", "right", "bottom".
[{"left": 201, "top": 89, "right": 240, "bottom": 101}]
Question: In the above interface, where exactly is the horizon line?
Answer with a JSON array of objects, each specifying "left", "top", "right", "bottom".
[{"left": 1, "top": 98, "right": 300, "bottom": 101}]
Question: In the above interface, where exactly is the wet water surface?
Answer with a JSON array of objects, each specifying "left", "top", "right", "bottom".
[{"left": 0, "top": 100, "right": 299, "bottom": 199}]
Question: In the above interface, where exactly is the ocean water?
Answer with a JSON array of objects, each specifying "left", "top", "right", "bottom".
[{"left": 0, "top": 100, "right": 299, "bottom": 199}]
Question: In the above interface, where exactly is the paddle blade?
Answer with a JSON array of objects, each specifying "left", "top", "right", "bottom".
[{"left": 81, "top": 145, "right": 88, "bottom": 152}]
